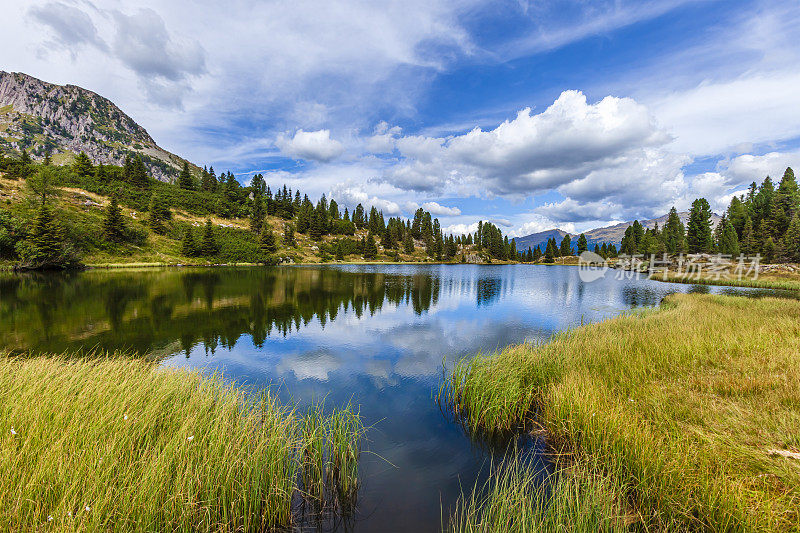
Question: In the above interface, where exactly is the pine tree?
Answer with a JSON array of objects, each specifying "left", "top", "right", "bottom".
[
  {"left": 200, "top": 219, "right": 218, "bottom": 257},
  {"left": 717, "top": 217, "right": 740, "bottom": 256},
  {"left": 577, "top": 233, "right": 588, "bottom": 254},
  {"left": 403, "top": 231, "right": 414, "bottom": 253},
  {"left": 250, "top": 190, "right": 265, "bottom": 233},
  {"left": 72, "top": 151, "right": 93, "bottom": 177},
  {"left": 363, "top": 234, "right": 378, "bottom": 259},
  {"left": 559, "top": 234, "right": 572, "bottom": 256},
  {"left": 663, "top": 207, "right": 686, "bottom": 254},
  {"left": 544, "top": 239, "right": 555, "bottom": 263},
  {"left": 131, "top": 155, "right": 149, "bottom": 188},
  {"left": 283, "top": 223, "right": 295, "bottom": 247},
  {"left": 259, "top": 227, "right": 278, "bottom": 254},
  {"left": 783, "top": 212, "right": 800, "bottom": 262},
  {"left": 103, "top": 193, "right": 126, "bottom": 243},
  {"left": 148, "top": 193, "right": 169, "bottom": 234},
  {"left": 178, "top": 162, "right": 194, "bottom": 190},
  {"left": 763, "top": 237, "right": 776, "bottom": 263},
  {"left": 181, "top": 227, "right": 198, "bottom": 257},
  {"left": 335, "top": 240, "right": 345, "bottom": 261},
  {"left": 686, "top": 198, "right": 714, "bottom": 253},
  {"left": 741, "top": 216, "right": 755, "bottom": 256},
  {"left": 18, "top": 202, "right": 78, "bottom": 269}
]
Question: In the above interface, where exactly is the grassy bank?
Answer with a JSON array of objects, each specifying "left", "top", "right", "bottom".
[
  {"left": 441, "top": 294, "right": 800, "bottom": 530},
  {"left": 0, "top": 355, "right": 362, "bottom": 531},
  {"left": 651, "top": 271, "right": 800, "bottom": 291}
]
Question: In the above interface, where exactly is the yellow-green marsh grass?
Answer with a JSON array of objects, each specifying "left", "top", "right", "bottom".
[
  {"left": 442, "top": 294, "right": 800, "bottom": 530},
  {"left": 0, "top": 355, "right": 362, "bottom": 531},
  {"left": 652, "top": 271, "right": 800, "bottom": 291}
]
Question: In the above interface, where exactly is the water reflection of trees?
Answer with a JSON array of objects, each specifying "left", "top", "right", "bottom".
[{"left": 0, "top": 268, "right": 443, "bottom": 356}]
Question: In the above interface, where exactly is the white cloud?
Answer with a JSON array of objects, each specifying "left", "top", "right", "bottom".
[
  {"left": 420, "top": 201, "right": 461, "bottom": 216},
  {"left": 719, "top": 150, "right": 800, "bottom": 188},
  {"left": 276, "top": 129, "right": 345, "bottom": 162},
  {"left": 385, "top": 91, "right": 671, "bottom": 197},
  {"left": 330, "top": 186, "right": 403, "bottom": 215}
]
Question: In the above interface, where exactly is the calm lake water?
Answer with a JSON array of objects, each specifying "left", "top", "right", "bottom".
[{"left": 0, "top": 264, "right": 787, "bottom": 531}]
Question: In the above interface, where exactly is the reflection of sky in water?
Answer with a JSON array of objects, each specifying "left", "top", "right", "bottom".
[
  {"left": 157, "top": 265, "right": 777, "bottom": 532},
  {"left": 1, "top": 265, "right": 786, "bottom": 532}
]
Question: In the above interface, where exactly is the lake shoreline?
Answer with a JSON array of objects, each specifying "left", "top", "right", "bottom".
[
  {"left": 442, "top": 293, "right": 800, "bottom": 530},
  {"left": 0, "top": 354, "right": 363, "bottom": 531}
]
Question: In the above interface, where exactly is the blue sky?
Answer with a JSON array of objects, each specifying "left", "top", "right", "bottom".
[{"left": 3, "top": 0, "right": 800, "bottom": 235}]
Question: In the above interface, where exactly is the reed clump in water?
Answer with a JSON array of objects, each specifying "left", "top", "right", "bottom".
[
  {"left": 441, "top": 293, "right": 800, "bottom": 531},
  {"left": 0, "top": 354, "right": 363, "bottom": 532}
]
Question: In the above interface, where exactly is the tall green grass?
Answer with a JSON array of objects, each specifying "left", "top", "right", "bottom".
[
  {"left": 653, "top": 272, "right": 800, "bottom": 291},
  {"left": 441, "top": 294, "right": 800, "bottom": 531},
  {"left": 0, "top": 355, "right": 362, "bottom": 531}
]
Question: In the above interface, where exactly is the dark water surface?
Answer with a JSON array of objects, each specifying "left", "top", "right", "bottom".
[{"left": 0, "top": 264, "right": 786, "bottom": 531}]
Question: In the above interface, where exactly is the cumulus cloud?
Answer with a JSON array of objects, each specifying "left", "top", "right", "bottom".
[
  {"left": 384, "top": 91, "right": 672, "bottom": 198},
  {"left": 28, "top": 1, "right": 107, "bottom": 53},
  {"left": 719, "top": 150, "right": 800, "bottom": 188},
  {"left": 276, "top": 129, "right": 345, "bottom": 162},
  {"left": 420, "top": 201, "right": 461, "bottom": 216},
  {"left": 330, "top": 186, "right": 403, "bottom": 215}
]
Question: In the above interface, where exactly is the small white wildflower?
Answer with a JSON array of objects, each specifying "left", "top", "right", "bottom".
[
  {"left": 67, "top": 511, "right": 72, "bottom": 518},
  {"left": 628, "top": 398, "right": 634, "bottom": 403},
  {"left": 47, "top": 515, "right": 53, "bottom": 522},
  {"left": 123, "top": 414, "right": 128, "bottom": 420},
  {"left": 10, "top": 427, "right": 16, "bottom": 436},
  {"left": 187, "top": 435, "right": 194, "bottom": 441},
  {"left": 84, "top": 506, "right": 91, "bottom": 512}
]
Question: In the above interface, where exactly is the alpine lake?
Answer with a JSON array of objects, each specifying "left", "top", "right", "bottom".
[{"left": 1, "top": 264, "right": 791, "bottom": 532}]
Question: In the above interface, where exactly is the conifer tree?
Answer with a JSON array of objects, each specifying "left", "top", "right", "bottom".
[
  {"left": 181, "top": 227, "right": 198, "bottom": 257},
  {"left": 663, "top": 207, "right": 686, "bottom": 254},
  {"left": 544, "top": 239, "right": 555, "bottom": 263},
  {"left": 72, "top": 151, "right": 93, "bottom": 177},
  {"left": 577, "top": 233, "right": 588, "bottom": 254},
  {"left": 178, "top": 162, "right": 194, "bottom": 190},
  {"left": 250, "top": 190, "right": 265, "bottom": 233},
  {"left": 364, "top": 234, "right": 378, "bottom": 259},
  {"left": 131, "top": 155, "right": 149, "bottom": 187},
  {"left": 148, "top": 193, "right": 169, "bottom": 234},
  {"left": 783, "top": 212, "right": 800, "bottom": 262},
  {"left": 103, "top": 193, "right": 126, "bottom": 243},
  {"left": 200, "top": 219, "right": 218, "bottom": 257},
  {"left": 403, "top": 231, "right": 414, "bottom": 253},
  {"left": 18, "top": 202, "right": 78, "bottom": 269},
  {"left": 741, "top": 216, "right": 755, "bottom": 256},
  {"left": 717, "top": 217, "right": 740, "bottom": 256},
  {"left": 283, "top": 223, "right": 295, "bottom": 247},
  {"left": 763, "top": 237, "right": 776, "bottom": 263},
  {"left": 686, "top": 198, "right": 714, "bottom": 253},
  {"left": 259, "top": 227, "right": 278, "bottom": 254},
  {"left": 559, "top": 234, "right": 572, "bottom": 256}
]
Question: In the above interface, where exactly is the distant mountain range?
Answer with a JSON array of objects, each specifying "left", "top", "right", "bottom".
[
  {"left": 0, "top": 71, "right": 191, "bottom": 181},
  {"left": 513, "top": 211, "right": 723, "bottom": 251}
]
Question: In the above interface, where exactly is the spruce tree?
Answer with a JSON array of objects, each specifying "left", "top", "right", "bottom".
[
  {"left": 259, "top": 227, "right": 278, "bottom": 254},
  {"left": 148, "top": 193, "right": 169, "bottom": 234},
  {"left": 200, "top": 219, "right": 218, "bottom": 257},
  {"left": 403, "top": 231, "right": 414, "bottom": 253},
  {"left": 559, "top": 234, "right": 572, "bottom": 256},
  {"left": 741, "top": 216, "right": 755, "bottom": 256},
  {"left": 544, "top": 239, "right": 555, "bottom": 263},
  {"left": 686, "top": 198, "right": 713, "bottom": 253},
  {"left": 178, "top": 162, "right": 194, "bottom": 190},
  {"left": 250, "top": 190, "right": 265, "bottom": 233},
  {"left": 103, "top": 193, "right": 126, "bottom": 243},
  {"left": 717, "top": 217, "right": 740, "bottom": 256},
  {"left": 763, "top": 237, "right": 776, "bottom": 263},
  {"left": 18, "top": 203, "right": 78, "bottom": 269},
  {"left": 577, "top": 233, "right": 588, "bottom": 254},
  {"left": 181, "top": 227, "right": 198, "bottom": 257},
  {"left": 363, "top": 234, "right": 378, "bottom": 259},
  {"left": 72, "top": 151, "right": 93, "bottom": 177},
  {"left": 783, "top": 212, "right": 800, "bottom": 262},
  {"left": 663, "top": 207, "right": 686, "bottom": 254},
  {"left": 283, "top": 223, "right": 295, "bottom": 247},
  {"left": 132, "top": 155, "right": 149, "bottom": 188}
]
